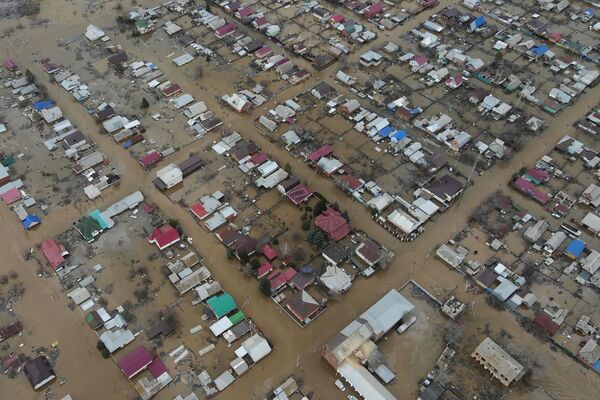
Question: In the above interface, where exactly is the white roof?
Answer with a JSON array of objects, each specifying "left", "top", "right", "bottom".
[
  {"left": 53, "top": 119, "right": 73, "bottom": 133},
  {"left": 85, "top": 24, "right": 105, "bottom": 41},
  {"left": 241, "top": 334, "right": 271, "bottom": 362},
  {"left": 0, "top": 179, "right": 23, "bottom": 195},
  {"left": 337, "top": 359, "right": 397, "bottom": 400},
  {"left": 493, "top": 277, "right": 518, "bottom": 301},
  {"left": 214, "top": 370, "right": 235, "bottom": 391},
  {"left": 317, "top": 157, "right": 343, "bottom": 174},
  {"left": 99, "top": 329, "right": 135, "bottom": 353},
  {"left": 67, "top": 287, "right": 91, "bottom": 305},
  {"left": 545, "top": 231, "right": 567, "bottom": 249},
  {"left": 359, "top": 289, "right": 414, "bottom": 338},
  {"left": 41, "top": 106, "right": 63, "bottom": 123},
  {"left": 209, "top": 316, "right": 233, "bottom": 337},
  {"left": 102, "top": 115, "right": 128, "bottom": 133},
  {"left": 156, "top": 164, "right": 183, "bottom": 187},
  {"left": 257, "top": 160, "right": 278, "bottom": 177},
  {"left": 582, "top": 213, "right": 600, "bottom": 232},
  {"left": 172, "top": 93, "right": 195, "bottom": 109},
  {"left": 413, "top": 197, "right": 439, "bottom": 216},
  {"left": 582, "top": 250, "right": 600, "bottom": 274},
  {"left": 104, "top": 191, "right": 144, "bottom": 218},
  {"left": 255, "top": 169, "right": 288, "bottom": 189},
  {"left": 493, "top": 102, "right": 512, "bottom": 116},
  {"left": 367, "top": 193, "right": 394, "bottom": 213},
  {"left": 0, "top": 164, "right": 9, "bottom": 181},
  {"left": 205, "top": 213, "right": 226, "bottom": 231},
  {"left": 173, "top": 53, "right": 194, "bottom": 66},
  {"left": 387, "top": 209, "right": 420, "bottom": 234},
  {"left": 183, "top": 101, "right": 207, "bottom": 118},
  {"left": 282, "top": 130, "right": 301, "bottom": 145},
  {"left": 320, "top": 264, "right": 352, "bottom": 293}
]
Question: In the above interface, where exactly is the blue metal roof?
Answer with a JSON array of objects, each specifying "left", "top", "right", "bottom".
[
  {"left": 565, "top": 239, "right": 586, "bottom": 258},
  {"left": 474, "top": 15, "right": 485, "bottom": 27},
  {"left": 377, "top": 126, "right": 395, "bottom": 137},
  {"left": 532, "top": 45, "right": 548, "bottom": 56},
  {"left": 33, "top": 99, "right": 54, "bottom": 111},
  {"left": 391, "top": 130, "right": 407, "bottom": 141}
]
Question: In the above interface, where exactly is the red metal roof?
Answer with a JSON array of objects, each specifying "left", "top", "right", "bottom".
[
  {"left": 256, "top": 262, "right": 274, "bottom": 279},
  {"left": 307, "top": 144, "right": 333, "bottom": 162},
  {"left": 147, "top": 225, "right": 181, "bottom": 250},
  {"left": 261, "top": 244, "right": 278, "bottom": 261},
  {"left": 315, "top": 208, "right": 350, "bottom": 241},
  {"left": 236, "top": 6, "right": 253, "bottom": 17},
  {"left": 117, "top": 347, "right": 153, "bottom": 379},
  {"left": 250, "top": 153, "right": 269, "bottom": 166},
  {"left": 269, "top": 267, "right": 298, "bottom": 290},
  {"left": 275, "top": 57, "right": 291, "bottom": 66},
  {"left": 330, "top": 14, "right": 345, "bottom": 23},
  {"left": 147, "top": 357, "right": 167, "bottom": 379},
  {"left": 254, "top": 17, "right": 269, "bottom": 28},
  {"left": 161, "top": 84, "right": 181, "bottom": 97},
  {"left": 40, "top": 239, "right": 65, "bottom": 271},
  {"left": 215, "top": 22, "right": 236, "bottom": 38},
  {"left": 364, "top": 2, "right": 384, "bottom": 16},
  {"left": 340, "top": 174, "right": 363, "bottom": 191},
  {"left": 255, "top": 47, "right": 273, "bottom": 58},
  {"left": 1, "top": 188, "right": 21, "bottom": 205},
  {"left": 412, "top": 54, "right": 429, "bottom": 66},
  {"left": 3, "top": 60, "right": 18, "bottom": 71},
  {"left": 138, "top": 150, "right": 162, "bottom": 168},
  {"left": 287, "top": 184, "right": 313, "bottom": 206},
  {"left": 513, "top": 177, "right": 551, "bottom": 204},
  {"left": 190, "top": 202, "right": 209, "bottom": 220},
  {"left": 524, "top": 168, "right": 549, "bottom": 183},
  {"left": 534, "top": 312, "right": 560, "bottom": 336},
  {"left": 42, "top": 62, "right": 60, "bottom": 74}
]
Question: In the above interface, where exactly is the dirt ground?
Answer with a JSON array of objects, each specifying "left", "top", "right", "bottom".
[{"left": 1, "top": 1, "right": 600, "bottom": 400}]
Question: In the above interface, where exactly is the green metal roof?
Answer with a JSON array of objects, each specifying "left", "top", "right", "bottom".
[
  {"left": 75, "top": 216, "right": 102, "bottom": 242},
  {"left": 228, "top": 310, "right": 246, "bottom": 325}
]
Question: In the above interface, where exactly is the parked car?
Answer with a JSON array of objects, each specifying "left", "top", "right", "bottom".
[{"left": 335, "top": 379, "right": 346, "bottom": 392}]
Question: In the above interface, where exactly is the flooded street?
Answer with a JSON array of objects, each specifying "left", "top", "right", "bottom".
[{"left": 1, "top": 0, "right": 599, "bottom": 399}]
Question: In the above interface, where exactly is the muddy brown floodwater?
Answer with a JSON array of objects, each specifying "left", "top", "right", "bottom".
[{"left": 1, "top": 1, "right": 599, "bottom": 400}]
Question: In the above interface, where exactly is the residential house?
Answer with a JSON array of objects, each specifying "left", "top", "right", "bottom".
[
  {"left": 311, "top": 82, "right": 334, "bottom": 99},
  {"left": 315, "top": 208, "right": 350, "bottom": 241},
  {"left": 24, "top": 357, "right": 56, "bottom": 391},
  {"left": 147, "top": 225, "right": 181, "bottom": 251},
  {"left": 423, "top": 175, "right": 464, "bottom": 205}
]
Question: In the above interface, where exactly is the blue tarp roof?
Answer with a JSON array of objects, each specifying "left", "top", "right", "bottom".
[
  {"left": 584, "top": 8, "right": 594, "bottom": 16},
  {"left": 391, "top": 130, "right": 407, "bottom": 141},
  {"left": 532, "top": 45, "right": 548, "bottom": 56},
  {"left": 594, "top": 358, "right": 600, "bottom": 373},
  {"left": 33, "top": 100, "right": 54, "bottom": 111},
  {"left": 565, "top": 239, "right": 586, "bottom": 258},
  {"left": 22, "top": 215, "right": 41, "bottom": 229},
  {"left": 377, "top": 126, "right": 395, "bottom": 137}
]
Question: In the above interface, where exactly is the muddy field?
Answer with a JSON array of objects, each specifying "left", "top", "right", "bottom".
[{"left": 1, "top": 1, "right": 600, "bottom": 400}]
